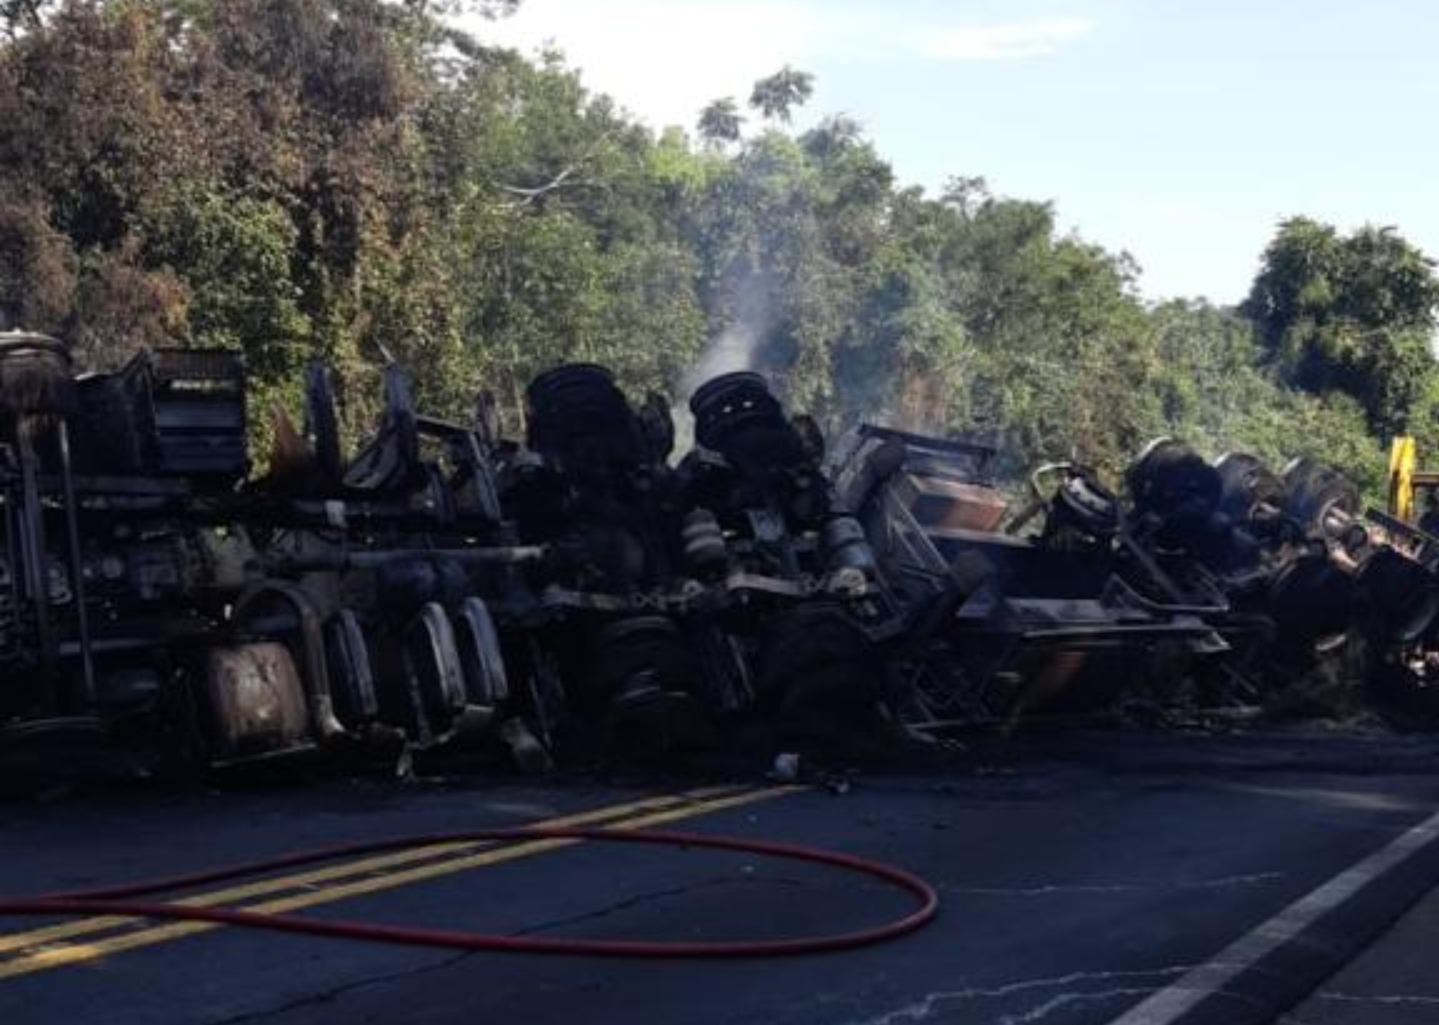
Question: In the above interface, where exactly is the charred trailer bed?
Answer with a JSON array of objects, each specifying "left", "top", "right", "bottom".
[{"left": 827, "top": 425, "right": 1231, "bottom": 733}]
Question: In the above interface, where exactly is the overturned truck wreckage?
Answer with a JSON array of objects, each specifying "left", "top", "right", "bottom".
[
  {"left": 0, "top": 332, "right": 550, "bottom": 771},
  {"left": 829, "top": 426, "right": 1439, "bottom": 734},
  {"left": 0, "top": 336, "right": 897, "bottom": 772},
  {"left": 829, "top": 427, "right": 1229, "bottom": 731},
  {"left": 5, "top": 328, "right": 1439, "bottom": 777},
  {"left": 500, "top": 365, "right": 894, "bottom": 754}
]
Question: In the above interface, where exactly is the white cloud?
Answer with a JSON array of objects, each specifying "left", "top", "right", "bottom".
[{"left": 916, "top": 17, "right": 1094, "bottom": 61}]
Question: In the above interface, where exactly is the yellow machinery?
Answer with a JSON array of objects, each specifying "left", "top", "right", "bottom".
[{"left": 1388, "top": 436, "right": 1439, "bottom": 525}]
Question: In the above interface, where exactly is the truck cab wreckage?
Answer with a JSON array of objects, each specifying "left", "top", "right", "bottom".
[{"left": 3, "top": 329, "right": 1439, "bottom": 775}]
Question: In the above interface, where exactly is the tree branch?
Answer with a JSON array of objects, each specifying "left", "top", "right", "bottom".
[{"left": 494, "top": 128, "right": 616, "bottom": 209}]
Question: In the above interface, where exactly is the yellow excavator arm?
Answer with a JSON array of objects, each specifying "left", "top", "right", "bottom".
[
  {"left": 1390, "top": 436, "right": 1417, "bottom": 521},
  {"left": 1388, "top": 436, "right": 1439, "bottom": 525}
]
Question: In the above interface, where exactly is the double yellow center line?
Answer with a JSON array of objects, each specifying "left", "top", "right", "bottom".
[{"left": 0, "top": 783, "right": 796, "bottom": 980}]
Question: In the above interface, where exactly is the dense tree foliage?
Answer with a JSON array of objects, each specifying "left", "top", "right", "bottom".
[
  {"left": 696, "top": 98, "right": 744, "bottom": 145},
  {"left": 0, "top": 0, "right": 1435, "bottom": 495},
  {"left": 1243, "top": 218, "right": 1439, "bottom": 436}
]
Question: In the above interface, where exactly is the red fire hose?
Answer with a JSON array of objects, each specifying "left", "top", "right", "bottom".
[{"left": 0, "top": 826, "right": 939, "bottom": 958}]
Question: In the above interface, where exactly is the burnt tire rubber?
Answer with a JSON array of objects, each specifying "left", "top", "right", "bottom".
[{"left": 585, "top": 617, "right": 717, "bottom": 758}]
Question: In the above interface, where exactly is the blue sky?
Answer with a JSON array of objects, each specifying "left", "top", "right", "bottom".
[{"left": 471, "top": 0, "right": 1438, "bottom": 304}]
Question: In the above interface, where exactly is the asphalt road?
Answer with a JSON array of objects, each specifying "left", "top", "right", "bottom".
[
  {"left": 4, "top": 731, "right": 1439, "bottom": 1025},
  {"left": 1284, "top": 879, "right": 1439, "bottom": 1025}
]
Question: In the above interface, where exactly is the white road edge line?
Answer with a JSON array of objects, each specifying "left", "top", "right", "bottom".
[{"left": 1105, "top": 807, "right": 1439, "bottom": 1025}]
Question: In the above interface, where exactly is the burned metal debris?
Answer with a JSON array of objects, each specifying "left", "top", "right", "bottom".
[
  {"left": 831, "top": 427, "right": 1439, "bottom": 734},
  {"left": 3, "top": 331, "right": 1438, "bottom": 775}
]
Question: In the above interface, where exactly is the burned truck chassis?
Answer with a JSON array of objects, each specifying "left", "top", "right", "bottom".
[
  {"left": 0, "top": 338, "right": 896, "bottom": 771},
  {"left": 4, "top": 330, "right": 1439, "bottom": 775}
]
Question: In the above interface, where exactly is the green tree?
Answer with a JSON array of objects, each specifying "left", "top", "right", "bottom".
[
  {"left": 1243, "top": 218, "right": 1439, "bottom": 434},
  {"left": 0, "top": 194, "right": 76, "bottom": 331},
  {"left": 0, "top": 0, "right": 1424, "bottom": 500},
  {"left": 697, "top": 97, "right": 743, "bottom": 145},
  {"left": 747, "top": 65, "right": 813, "bottom": 124}
]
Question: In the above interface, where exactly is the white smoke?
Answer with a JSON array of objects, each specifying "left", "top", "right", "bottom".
[
  {"left": 682, "top": 321, "right": 763, "bottom": 396},
  {"left": 671, "top": 269, "right": 774, "bottom": 459},
  {"left": 672, "top": 333, "right": 755, "bottom": 459}
]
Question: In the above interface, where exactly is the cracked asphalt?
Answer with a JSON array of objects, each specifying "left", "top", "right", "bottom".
[
  {"left": 4, "top": 731, "right": 1439, "bottom": 1025},
  {"left": 1283, "top": 866, "right": 1439, "bottom": 1025}
]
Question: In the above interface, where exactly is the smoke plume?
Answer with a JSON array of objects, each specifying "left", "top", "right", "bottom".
[{"left": 671, "top": 266, "right": 775, "bottom": 457}]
